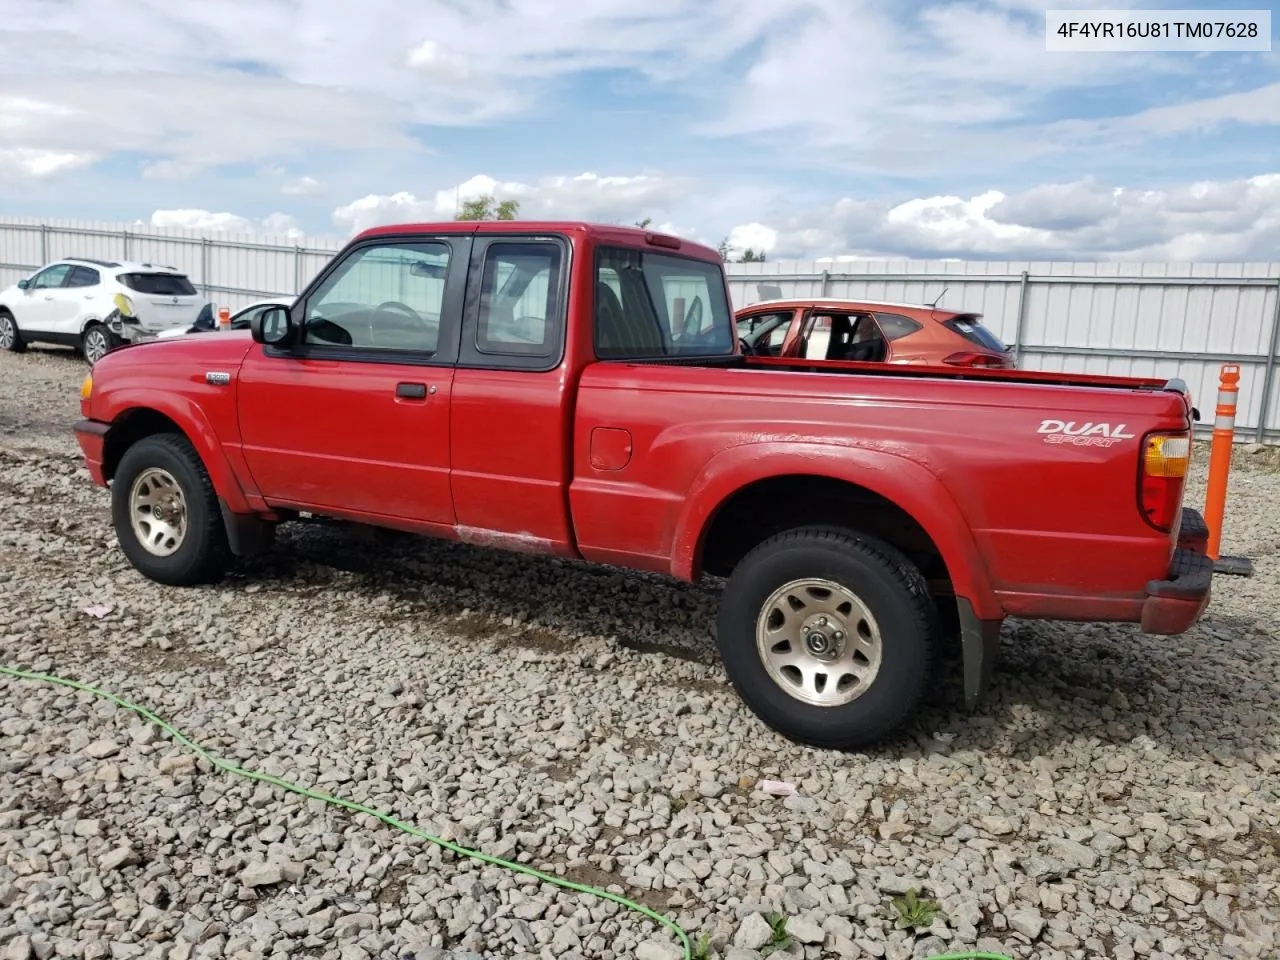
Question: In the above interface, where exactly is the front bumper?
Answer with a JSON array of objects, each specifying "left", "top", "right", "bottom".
[
  {"left": 1141, "top": 507, "right": 1212, "bottom": 634},
  {"left": 73, "top": 418, "right": 110, "bottom": 487},
  {"left": 105, "top": 309, "right": 189, "bottom": 344}
]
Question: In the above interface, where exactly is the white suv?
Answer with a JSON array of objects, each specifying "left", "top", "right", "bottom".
[{"left": 0, "top": 257, "right": 207, "bottom": 365}]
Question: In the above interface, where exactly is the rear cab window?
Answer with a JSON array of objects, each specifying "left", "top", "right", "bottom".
[{"left": 593, "top": 246, "right": 735, "bottom": 360}]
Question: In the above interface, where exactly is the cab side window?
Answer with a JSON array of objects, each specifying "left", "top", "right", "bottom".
[{"left": 302, "top": 242, "right": 450, "bottom": 354}]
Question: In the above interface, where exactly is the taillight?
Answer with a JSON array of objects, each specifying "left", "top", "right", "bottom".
[
  {"left": 1138, "top": 431, "right": 1190, "bottom": 532},
  {"left": 942, "top": 351, "right": 1007, "bottom": 368}
]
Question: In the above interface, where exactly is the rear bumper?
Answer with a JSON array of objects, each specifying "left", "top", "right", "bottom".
[
  {"left": 73, "top": 418, "right": 110, "bottom": 486},
  {"left": 1141, "top": 508, "right": 1212, "bottom": 634}
]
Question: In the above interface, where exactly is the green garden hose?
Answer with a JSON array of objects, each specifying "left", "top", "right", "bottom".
[{"left": 0, "top": 664, "right": 1012, "bottom": 960}]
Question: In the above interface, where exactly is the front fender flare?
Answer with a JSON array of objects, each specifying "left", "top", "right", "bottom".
[
  {"left": 669, "top": 441, "right": 1001, "bottom": 621},
  {"left": 102, "top": 397, "right": 251, "bottom": 514}
]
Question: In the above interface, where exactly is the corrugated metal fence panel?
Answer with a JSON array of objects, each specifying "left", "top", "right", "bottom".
[
  {"left": 725, "top": 258, "right": 1280, "bottom": 439},
  {"left": 125, "top": 229, "right": 205, "bottom": 284},
  {"left": 0, "top": 219, "right": 45, "bottom": 287},
  {"left": 203, "top": 232, "right": 300, "bottom": 304},
  {"left": 2, "top": 218, "right": 1278, "bottom": 438},
  {"left": 1022, "top": 352, "right": 1265, "bottom": 433}
]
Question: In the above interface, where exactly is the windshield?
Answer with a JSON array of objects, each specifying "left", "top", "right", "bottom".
[{"left": 594, "top": 246, "right": 735, "bottom": 359}]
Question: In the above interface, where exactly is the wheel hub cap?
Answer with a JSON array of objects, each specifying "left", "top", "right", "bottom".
[
  {"left": 755, "top": 578, "right": 883, "bottom": 707},
  {"left": 128, "top": 467, "right": 188, "bottom": 557}
]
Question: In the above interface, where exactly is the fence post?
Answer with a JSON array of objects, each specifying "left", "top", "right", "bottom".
[
  {"left": 820, "top": 269, "right": 830, "bottom": 298},
  {"left": 200, "top": 238, "right": 211, "bottom": 300},
  {"left": 1255, "top": 276, "right": 1280, "bottom": 444},
  {"left": 122, "top": 229, "right": 130, "bottom": 260},
  {"left": 39, "top": 224, "right": 48, "bottom": 264},
  {"left": 294, "top": 246, "right": 303, "bottom": 294},
  {"left": 1012, "top": 269, "right": 1030, "bottom": 365}
]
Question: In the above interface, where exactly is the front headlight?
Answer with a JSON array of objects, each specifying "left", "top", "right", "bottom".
[
  {"left": 112, "top": 293, "right": 136, "bottom": 317},
  {"left": 80, "top": 374, "right": 93, "bottom": 400}
]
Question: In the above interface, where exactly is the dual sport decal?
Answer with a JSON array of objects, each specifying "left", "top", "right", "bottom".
[{"left": 1038, "top": 419, "right": 1135, "bottom": 448}]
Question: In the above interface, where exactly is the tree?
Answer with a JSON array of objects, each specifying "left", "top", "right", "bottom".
[
  {"left": 455, "top": 195, "right": 520, "bottom": 221},
  {"left": 717, "top": 237, "right": 732, "bottom": 259},
  {"left": 635, "top": 217, "right": 652, "bottom": 229},
  {"left": 740, "top": 248, "right": 767, "bottom": 262}
]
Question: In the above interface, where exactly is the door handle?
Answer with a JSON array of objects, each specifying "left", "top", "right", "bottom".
[{"left": 396, "top": 382, "right": 428, "bottom": 399}]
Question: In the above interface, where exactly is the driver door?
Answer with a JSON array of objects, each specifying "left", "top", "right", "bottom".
[
  {"left": 16, "top": 264, "right": 73, "bottom": 333},
  {"left": 236, "top": 236, "right": 470, "bottom": 527}
]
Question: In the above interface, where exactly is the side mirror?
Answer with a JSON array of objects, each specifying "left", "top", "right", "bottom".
[
  {"left": 409, "top": 261, "right": 446, "bottom": 279},
  {"left": 251, "top": 305, "right": 294, "bottom": 347},
  {"left": 16, "top": 279, "right": 29, "bottom": 290}
]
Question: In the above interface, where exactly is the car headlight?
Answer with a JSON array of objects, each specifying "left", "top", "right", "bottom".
[{"left": 112, "top": 293, "right": 136, "bottom": 318}]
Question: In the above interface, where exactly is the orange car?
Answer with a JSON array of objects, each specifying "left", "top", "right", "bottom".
[{"left": 735, "top": 297, "right": 1016, "bottom": 369}]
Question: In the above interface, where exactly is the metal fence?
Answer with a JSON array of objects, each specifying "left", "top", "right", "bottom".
[{"left": 3, "top": 216, "right": 1279, "bottom": 442}]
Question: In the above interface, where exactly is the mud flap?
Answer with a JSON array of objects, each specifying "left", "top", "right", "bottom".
[
  {"left": 218, "top": 499, "right": 274, "bottom": 557},
  {"left": 957, "top": 597, "right": 1002, "bottom": 707}
]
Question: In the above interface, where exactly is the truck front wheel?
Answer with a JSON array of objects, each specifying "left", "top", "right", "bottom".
[
  {"left": 111, "top": 433, "right": 231, "bottom": 586},
  {"left": 716, "top": 525, "right": 938, "bottom": 750}
]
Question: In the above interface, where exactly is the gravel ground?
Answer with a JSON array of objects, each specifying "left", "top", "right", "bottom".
[{"left": 1, "top": 344, "right": 1278, "bottom": 960}]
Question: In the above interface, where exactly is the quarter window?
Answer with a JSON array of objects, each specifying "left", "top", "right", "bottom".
[
  {"left": 66, "top": 266, "right": 100, "bottom": 288},
  {"left": 873, "top": 312, "right": 924, "bottom": 341}
]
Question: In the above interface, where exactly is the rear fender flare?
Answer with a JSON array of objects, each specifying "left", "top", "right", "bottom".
[
  {"left": 670, "top": 441, "right": 1000, "bottom": 620},
  {"left": 103, "top": 397, "right": 251, "bottom": 514}
]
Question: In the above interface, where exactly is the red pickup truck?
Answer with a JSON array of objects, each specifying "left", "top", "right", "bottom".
[{"left": 73, "top": 221, "right": 1212, "bottom": 748}]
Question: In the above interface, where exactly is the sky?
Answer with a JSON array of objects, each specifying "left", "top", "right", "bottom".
[{"left": 1, "top": 0, "right": 1278, "bottom": 261}]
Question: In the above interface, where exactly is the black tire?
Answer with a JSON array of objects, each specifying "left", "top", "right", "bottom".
[
  {"left": 111, "top": 433, "right": 231, "bottom": 586},
  {"left": 82, "top": 322, "right": 115, "bottom": 367},
  {"left": 0, "top": 310, "right": 26, "bottom": 353},
  {"left": 715, "top": 525, "right": 939, "bottom": 750}
]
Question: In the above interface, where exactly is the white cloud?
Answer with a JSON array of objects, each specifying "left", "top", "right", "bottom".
[
  {"left": 0, "top": 147, "right": 96, "bottom": 178},
  {"left": 332, "top": 171, "right": 693, "bottom": 234},
  {"left": 700, "top": 1, "right": 1272, "bottom": 175},
  {"left": 150, "top": 209, "right": 303, "bottom": 238},
  {"left": 0, "top": 0, "right": 1273, "bottom": 214},
  {"left": 281, "top": 176, "right": 323, "bottom": 197},
  {"left": 726, "top": 222, "right": 778, "bottom": 256},
  {"left": 732, "top": 172, "right": 1280, "bottom": 261},
  {"left": 405, "top": 40, "right": 475, "bottom": 82}
]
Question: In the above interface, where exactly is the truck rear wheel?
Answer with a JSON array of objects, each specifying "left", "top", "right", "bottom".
[
  {"left": 111, "top": 433, "right": 230, "bottom": 586},
  {"left": 716, "top": 525, "right": 938, "bottom": 750}
]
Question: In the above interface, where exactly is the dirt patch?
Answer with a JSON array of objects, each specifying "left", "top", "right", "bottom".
[
  {"left": 616, "top": 637, "right": 714, "bottom": 666},
  {"left": 511, "top": 625, "right": 572, "bottom": 654},
  {"left": 559, "top": 860, "right": 669, "bottom": 913}
]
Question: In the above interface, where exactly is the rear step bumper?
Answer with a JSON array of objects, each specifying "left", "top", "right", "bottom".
[{"left": 1141, "top": 507, "right": 1212, "bottom": 634}]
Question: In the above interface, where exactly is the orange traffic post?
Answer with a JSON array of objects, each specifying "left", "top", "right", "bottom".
[
  {"left": 1201, "top": 363, "right": 1255, "bottom": 578},
  {"left": 217, "top": 305, "right": 231, "bottom": 330},
  {"left": 1203, "top": 363, "right": 1238, "bottom": 560}
]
